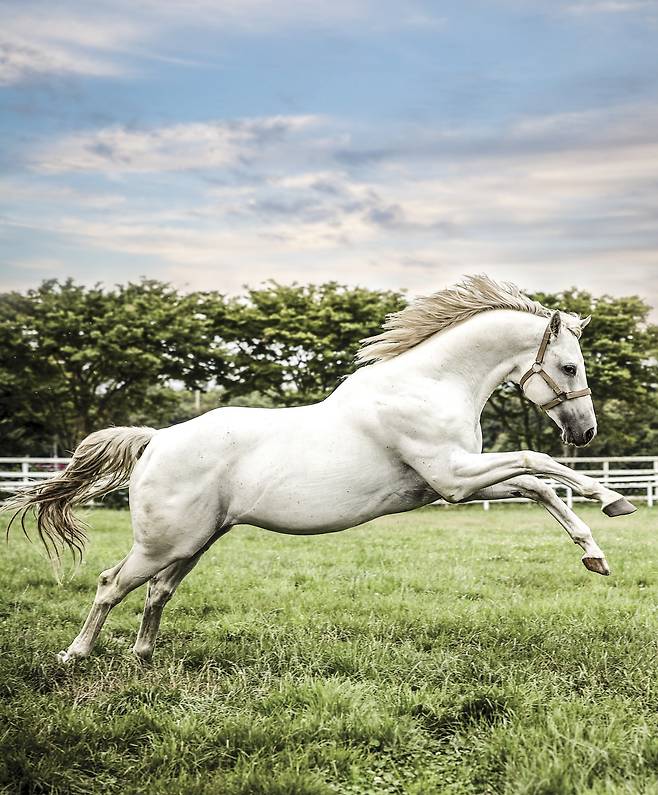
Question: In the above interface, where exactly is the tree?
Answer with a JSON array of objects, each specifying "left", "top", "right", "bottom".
[
  {"left": 481, "top": 289, "right": 658, "bottom": 455},
  {"left": 218, "top": 281, "right": 406, "bottom": 405},
  {"left": 1, "top": 278, "right": 655, "bottom": 458},
  {"left": 0, "top": 280, "right": 228, "bottom": 453}
]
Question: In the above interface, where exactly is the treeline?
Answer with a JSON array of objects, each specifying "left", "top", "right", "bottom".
[{"left": 1, "top": 279, "right": 656, "bottom": 457}]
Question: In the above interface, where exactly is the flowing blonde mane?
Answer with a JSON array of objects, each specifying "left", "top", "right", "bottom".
[{"left": 356, "top": 274, "right": 552, "bottom": 364}]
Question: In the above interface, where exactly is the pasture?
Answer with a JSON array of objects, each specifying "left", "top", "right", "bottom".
[{"left": 0, "top": 505, "right": 656, "bottom": 794}]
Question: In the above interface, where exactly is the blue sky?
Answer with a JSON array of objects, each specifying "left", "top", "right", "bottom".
[{"left": 1, "top": 0, "right": 658, "bottom": 311}]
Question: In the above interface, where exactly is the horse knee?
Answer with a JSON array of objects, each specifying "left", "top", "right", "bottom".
[
  {"left": 520, "top": 450, "right": 552, "bottom": 473},
  {"left": 514, "top": 475, "right": 550, "bottom": 500},
  {"left": 442, "top": 485, "right": 469, "bottom": 503}
]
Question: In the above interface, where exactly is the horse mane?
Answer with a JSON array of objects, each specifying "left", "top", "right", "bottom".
[{"left": 356, "top": 273, "right": 552, "bottom": 364}]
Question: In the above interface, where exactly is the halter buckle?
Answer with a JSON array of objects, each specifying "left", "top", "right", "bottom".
[{"left": 531, "top": 362, "right": 542, "bottom": 373}]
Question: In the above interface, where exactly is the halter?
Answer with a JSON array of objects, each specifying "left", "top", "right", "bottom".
[{"left": 519, "top": 321, "right": 592, "bottom": 411}]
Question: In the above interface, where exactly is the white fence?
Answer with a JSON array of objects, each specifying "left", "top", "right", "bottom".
[
  {"left": 1, "top": 455, "right": 657, "bottom": 508},
  {"left": 0, "top": 458, "right": 73, "bottom": 495}
]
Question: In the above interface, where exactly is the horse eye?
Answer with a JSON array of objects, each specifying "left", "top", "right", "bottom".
[{"left": 562, "top": 364, "right": 577, "bottom": 376}]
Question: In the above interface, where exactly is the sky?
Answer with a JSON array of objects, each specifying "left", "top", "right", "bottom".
[{"left": 1, "top": 0, "right": 658, "bottom": 311}]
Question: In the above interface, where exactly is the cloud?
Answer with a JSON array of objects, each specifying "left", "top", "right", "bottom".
[
  {"left": 563, "top": 1, "right": 657, "bottom": 14},
  {"left": 117, "top": 0, "right": 426, "bottom": 34},
  {"left": 5, "top": 100, "right": 658, "bottom": 313},
  {"left": 0, "top": 11, "right": 146, "bottom": 85},
  {"left": 30, "top": 115, "right": 323, "bottom": 174},
  {"left": 0, "top": 0, "right": 433, "bottom": 86},
  {"left": 31, "top": 102, "right": 658, "bottom": 180},
  {"left": 2, "top": 1, "right": 657, "bottom": 316},
  {"left": 14, "top": 132, "right": 658, "bottom": 257}
]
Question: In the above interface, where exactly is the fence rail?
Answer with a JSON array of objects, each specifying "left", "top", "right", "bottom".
[
  {"left": 0, "top": 458, "right": 72, "bottom": 493},
  {"left": 1, "top": 455, "right": 657, "bottom": 509}
]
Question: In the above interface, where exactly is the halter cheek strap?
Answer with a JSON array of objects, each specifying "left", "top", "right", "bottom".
[{"left": 519, "top": 322, "right": 592, "bottom": 411}]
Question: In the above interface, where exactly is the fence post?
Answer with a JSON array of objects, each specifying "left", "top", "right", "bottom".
[
  {"left": 21, "top": 459, "right": 29, "bottom": 485},
  {"left": 483, "top": 500, "right": 490, "bottom": 511},
  {"left": 652, "top": 459, "right": 658, "bottom": 508},
  {"left": 602, "top": 460, "right": 609, "bottom": 487}
]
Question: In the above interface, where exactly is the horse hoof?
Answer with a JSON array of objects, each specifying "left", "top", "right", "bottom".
[
  {"left": 602, "top": 497, "right": 637, "bottom": 517},
  {"left": 56, "top": 650, "right": 72, "bottom": 664},
  {"left": 582, "top": 556, "right": 610, "bottom": 576},
  {"left": 132, "top": 648, "right": 153, "bottom": 665}
]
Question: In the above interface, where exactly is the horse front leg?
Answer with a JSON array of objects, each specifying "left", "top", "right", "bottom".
[
  {"left": 462, "top": 476, "right": 610, "bottom": 575},
  {"left": 443, "top": 450, "right": 635, "bottom": 516}
]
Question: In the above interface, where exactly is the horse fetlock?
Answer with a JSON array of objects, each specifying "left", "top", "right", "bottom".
[
  {"left": 56, "top": 647, "right": 88, "bottom": 664},
  {"left": 600, "top": 487, "right": 623, "bottom": 504},
  {"left": 132, "top": 644, "right": 154, "bottom": 664}
]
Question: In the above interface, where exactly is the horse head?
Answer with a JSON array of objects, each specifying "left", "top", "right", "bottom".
[{"left": 520, "top": 310, "right": 596, "bottom": 447}]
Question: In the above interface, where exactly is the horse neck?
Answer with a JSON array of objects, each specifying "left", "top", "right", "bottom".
[{"left": 387, "top": 309, "right": 549, "bottom": 413}]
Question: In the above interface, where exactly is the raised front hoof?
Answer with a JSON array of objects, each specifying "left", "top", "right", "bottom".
[
  {"left": 602, "top": 497, "right": 637, "bottom": 518},
  {"left": 582, "top": 556, "right": 610, "bottom": 576}
]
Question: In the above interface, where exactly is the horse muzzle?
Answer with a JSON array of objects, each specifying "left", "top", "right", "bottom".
[{"left": 562, "top": 424, "right": 596, "bottom": 447}]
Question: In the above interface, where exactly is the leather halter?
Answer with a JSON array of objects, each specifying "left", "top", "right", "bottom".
[{"left": 519, "top": 322, "right": 592, "bottom": 411}]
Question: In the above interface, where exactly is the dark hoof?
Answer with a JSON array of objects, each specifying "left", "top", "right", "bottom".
[
  {"left": 602, "top": 497, "right": 637, "bottom": 517},
  {"left": 582, "top": 556, "right": 611, "bottom": 576}
]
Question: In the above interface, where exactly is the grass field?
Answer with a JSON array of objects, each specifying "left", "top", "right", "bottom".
[{"left": 0, "top": 504, "right": 656, "bottom": 794}]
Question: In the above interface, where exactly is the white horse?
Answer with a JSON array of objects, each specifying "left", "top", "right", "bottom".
[{"left": 7, "top": 275, "right": 636, "bottom": 663}]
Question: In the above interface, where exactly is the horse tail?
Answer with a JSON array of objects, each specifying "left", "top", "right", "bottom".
[{"left": 4, "top": 426, "right": 157, "bottom": 562}]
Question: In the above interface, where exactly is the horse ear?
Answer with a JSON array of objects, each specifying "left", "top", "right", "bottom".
[
  {"left": 549, "top": 310, "right": 561, "bottom": 337},
  {"left": 580, "top": 315, "right": 591, "bottom": 331}
]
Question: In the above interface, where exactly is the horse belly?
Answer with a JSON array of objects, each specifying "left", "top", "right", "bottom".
[{"left": 232, "top": 454, "right": 435, "bottom": 534}]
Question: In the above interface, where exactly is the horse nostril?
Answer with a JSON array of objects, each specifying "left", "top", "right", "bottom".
[{"left": 584, "top": 427, "right": 595, "bottom": 443}]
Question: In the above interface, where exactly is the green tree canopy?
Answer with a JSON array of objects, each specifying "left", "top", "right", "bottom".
[
  {"left": 0, "top": 279, "right": 228, "bottom": 453},
  {"left": 0, "top": 278, "right": 655, "bottom": 457},
  {"left": 218, "top": 281, "right": 406, "bottom": 405}
]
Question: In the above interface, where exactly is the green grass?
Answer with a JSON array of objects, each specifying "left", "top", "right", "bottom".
[{"left": 0, "top": 505, "right": 656, "bottom": 794}]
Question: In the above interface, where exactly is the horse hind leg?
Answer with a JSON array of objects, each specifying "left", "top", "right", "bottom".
[
  {"left": 133, "top": 526, "right": 231, "bottom": 663},
  {"left": 132, "top": 555, "right": 202, "bottom": 663},
  {"left": 56, "top": 555, "right": 127, "bottom": 663},
  {"left": 57, "top": 545, "right": 179, "bottom": 664}
]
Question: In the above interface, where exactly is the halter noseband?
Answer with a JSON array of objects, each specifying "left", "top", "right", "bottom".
[{"left": 519, "top": 321, "right": 592, "bottom": 411}]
